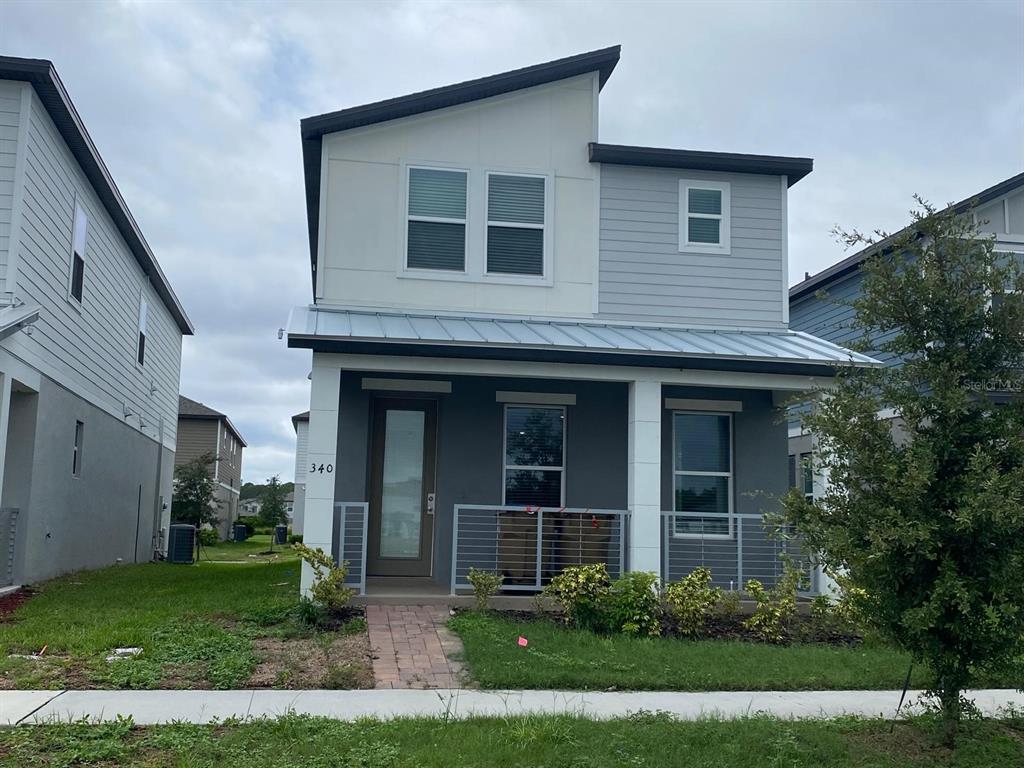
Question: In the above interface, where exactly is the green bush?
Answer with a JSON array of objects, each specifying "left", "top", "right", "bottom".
[
  {"left": 293, "top": 544, "right": 353, "bottom": 614},
  {"left": 466, "top": 568, "right": 502, "bottom": 611},
  {"left": 542, "top": 563, "right": 612, "bottom": 632},
  {"left": 288, "top": 534, "right": 303, "bottom": 545},
  {"left": 197, "top": 528, "right": 220, "bottom": 548},
  {"left": 609, "top": 571, "right": 661, "bottom": 636},
  {"left": 235, "top": 516, "right": 258, "bottom": 536},
  {"left": 744, "top": 565, "right": 803, "bottom": 642},
  {"left": 664, "top": 567, "right": 721, "bottom": 636}
]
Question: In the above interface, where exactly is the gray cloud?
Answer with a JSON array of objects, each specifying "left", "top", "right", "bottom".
[{"left": 3, "top": 0, "right": 1021, "bottom": 482}]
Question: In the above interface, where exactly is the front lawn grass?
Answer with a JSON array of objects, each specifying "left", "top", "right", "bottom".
[
  {"left": 451, "top": 612, "right": 934, "bottom": 691},
  {"left": 2, "top": 713, "right": 1022, "bottom": 767},
  {"left": 199, "top": 534, "right": 300, "bottom": 563}
]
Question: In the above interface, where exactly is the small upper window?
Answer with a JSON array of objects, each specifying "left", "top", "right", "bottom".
[
  {"left": 137, "top": 298, "right": 148, "bottom": 366},
  {"left": 486, "top": 173, "right": 546, "bottom": 277},
  {"left": 72, "top": 420, "right": 84, "bottom": 477},
  {"left": 70, "top": 203, "right": 88, "bottom": 302},
  {"left": 679, "top": 181, "right": 730, "bottom": 254},
  {"left": 406, "top": 167, "right": 467, "bottom": 272}
]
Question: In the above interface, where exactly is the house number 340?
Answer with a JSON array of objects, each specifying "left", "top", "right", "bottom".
[{"left": 311, "top": 463, "right": 334, "bottom": 474}]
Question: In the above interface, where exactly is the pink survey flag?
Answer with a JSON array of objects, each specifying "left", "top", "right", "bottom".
[{"left": 517, "top": 636, "right": 528, "bottom": 647}]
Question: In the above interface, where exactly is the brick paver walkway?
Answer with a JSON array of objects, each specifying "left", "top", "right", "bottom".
[{"left": 365, "top": 605, "right": 469, "bottom": 689}]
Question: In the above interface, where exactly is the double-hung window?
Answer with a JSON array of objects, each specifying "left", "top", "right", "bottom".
[
  {"left": 486, "top": 173, "right": 546, "bottom": 277},
  {"left": 672, "top": 412, "right": 733, "bottom": 537},
  {"left": 679, "top": 180, "right": 730, "bottom": 254},
  {"left": 70, "top": 202, "right": 88, "bottom": 302},
  {"left": 502, "top": 405, "right": 564, "bottom": 507},
  {"left": 406, "top": 167, "right": 468, "bottom": 272}
]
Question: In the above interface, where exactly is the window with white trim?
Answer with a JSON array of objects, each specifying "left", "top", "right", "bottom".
[
  {"left": 486, "top": 173, "right": 546, "bottom": 276},
  {"left": 672, "top": 412, "right": 733, "bottom": 537},
  {"left": 678, "top": 181, "right": 730, "bottom": 254},
  {"left": 72, "top": 420, "right": 84, "bottom": 477},
  {"left": 136, "top": 298, "right": 148, "bottom": 366},
  {"left": 406, "top": 167, "right": 467, "bottom": 272},
  {"left": 788, "top": 452, "right": 813, "bottom": 501},
  {"left": 502, "top": 405, "right": 565, "bottom": 507},
  {"left": 70, "top": 203, "right": 88, "bottom": 302}
]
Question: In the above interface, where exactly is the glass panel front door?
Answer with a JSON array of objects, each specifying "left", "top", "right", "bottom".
[{"left": 379, "top": 410, "right": 425, "bottom": 559}]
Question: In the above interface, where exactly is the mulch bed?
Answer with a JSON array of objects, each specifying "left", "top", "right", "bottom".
[{"left": 0, "top": 588, "right": 33, "bottom": 620}]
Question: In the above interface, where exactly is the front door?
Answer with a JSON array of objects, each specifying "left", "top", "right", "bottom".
[{"left": 367, "top": 398, "right": 437, "bottom": 577}]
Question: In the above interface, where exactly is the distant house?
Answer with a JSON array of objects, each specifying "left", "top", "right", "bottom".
[
  {"left": 0, "top": 57, "right": 192, "bottom": 586},
  {"left": 285, "top": 491, "right": 295, "bottom": 521},
  {"left": 290, "top": 410, "right": 308, "bottom": 535},
  {"left": 240, "top": 498, "right": 261, "bottom": 516},
  {"left": 176, "top": 396, "right": 246, "bottom": 539}
]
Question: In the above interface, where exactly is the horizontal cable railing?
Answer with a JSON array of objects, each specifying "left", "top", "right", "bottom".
[
  {"left": 452, "top": 505, "right": 629, "bottom": 594},
  {"left": 0, "top": 508, "right": 17, "bottom": 587},
  {"left": 332, "top": 502, "right": 369, "bottom": 595},
  {"left": 660, "top": 511, "right": 816, "bottom": 593}
]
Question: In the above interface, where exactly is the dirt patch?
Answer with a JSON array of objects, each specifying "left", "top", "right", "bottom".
[
  {"left": 247, "top": 631, "right": 374, "bottom": 689},
  {"left": 0, "top": 588, "right": 34, "bottom": 620}
]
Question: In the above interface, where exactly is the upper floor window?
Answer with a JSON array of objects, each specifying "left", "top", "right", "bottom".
[
  {"left": 72, "top": 420, "right": 85, "bottom": 477},
  {"left": 136, "top": 298, "right": 148, "bottom": 366},
  {"left": 406, "top": 167, "right": 467, "bottom": 272},
  {"left": 678, "top": 180, "right": 731, "bottom": 255},
  {"left": 486, "top": 173, "right": 546, "bottom": 277},
  {"left": 70, "top": 202, "right": 88, "bottom": 303}
]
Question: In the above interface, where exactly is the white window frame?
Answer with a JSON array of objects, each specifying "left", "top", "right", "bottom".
[
  {"left": 68, "top": 199, "right": 88, "bottom": 306},
  {"left": 671, "top": 410, "right": 734, "bottom": 540},
  {"left": 678, "top": 180, "right": 731, "bottom": 255},
  {"left": 72, "top": 419, "right": 84, "bottom": 478},
  {"left": 501, "top": 403, "right": 566, "bottom": 508},
  {"left": 401, "top": 163, "right": 470, "bottom": 277},
  {"left": 484, "top": 170, "right": 551, "bottom": 282}
]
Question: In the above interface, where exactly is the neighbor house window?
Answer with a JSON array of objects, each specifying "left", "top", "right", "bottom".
[
  {"left": 406, "top": 167, "right": 467, "bottom": 271},
  {"left": 70, "top": 203, "right": 88, "bottom": 302},
  {"left": 503, "top": 405, "right": 564, "bottom": 507},
  {"left": 72, "top": 420, "right": 84, "bottom": 477},
  {"left": 673, "top": 412, "right": 732, "bottom": 537},
  {"left": 136, "top": 298, "right": 148, "bottom": 366},
  {"left": 789, "top": 452, "right": 814, "bottom": 501},
  {"left": 486, "top": 173, "right": 546, "bottom": 276},
  {"left": 678, "top": 181, "right": 730, "bottom": 254}
]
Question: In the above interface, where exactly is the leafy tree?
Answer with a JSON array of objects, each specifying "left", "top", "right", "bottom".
[
  {"left": 258, "top": 475, "right": 288, "bottom": 527},
  {"left": 783, "top": 198, "right": 1024, "bottom": 745},
  {"left": 171, "top": 453, "right": 222, "bottom": 527}
]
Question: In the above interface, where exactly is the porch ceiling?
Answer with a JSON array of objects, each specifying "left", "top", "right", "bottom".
[{"left": 286, "top": 306, "right": 880, "bottom": 373}]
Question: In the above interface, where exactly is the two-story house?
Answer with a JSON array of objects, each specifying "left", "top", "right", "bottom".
[
  {"left": 176, "top": 396, "right": 246, "bottom": 539},
  {"left": 788, "top": 172, "right": 1024, "bottom": 471},
  {"left": 0, "top": 57, "right": 192, "bottom": 586},
  {"left": 286, "top": 47, "right": 877, "bottom": 597}
]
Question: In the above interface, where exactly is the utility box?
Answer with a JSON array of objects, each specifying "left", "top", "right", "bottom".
[
  {"left": 167, "top": 524, "right": 196, "bottom": 564},
  {"left": 274, "top": 524, "right": 288, "bottom": 545},
  {"left": 233, "top": 524, "right": 248, "bottom": 543}
]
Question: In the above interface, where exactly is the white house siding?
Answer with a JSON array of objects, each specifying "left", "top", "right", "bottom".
[
  {"left": 292, "top": 418, "right": 308, "bottom": 535},
  {"left": 0, "top": 81, "right": 22, "bottom": 299},
  {"left": 2, "top": 86, "right": 181, "bottom": 452},
  {"left": 317, "top": 73, "right": 599, "bottom": 319},
  {"left": 597, "top": 165, "right": 787, "bottom": 329},
  {"left": 977, "top": 188, "right": 1024, "bottom": 240}
]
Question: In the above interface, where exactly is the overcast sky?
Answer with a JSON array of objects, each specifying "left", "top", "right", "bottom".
[{"left": 2, "top": 0, "right": 1022, "bottom": 483}]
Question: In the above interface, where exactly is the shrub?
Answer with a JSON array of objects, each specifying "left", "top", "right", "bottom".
[
  {"left": 664, "top": 567, "right": 720, "bottom": 636},
  {"left": 716, "top": 588, "right": 741, "bottom": 618},
  {"left": 197, "top": 528, "right": 220, "bottom": 548},
  {"left": 293, "top": 543, "right": 353, "bottom": 614},
  {"left": 609, "top": 571, "right": 661, "bottom": 636},
  {"left": 744, "top": 565, "right": 803, "bottom": 642},
  {"left": 466, "top": 568, "right": 502, "bottom": 611},
  {"left": 236, "top": 516, "right": 258, "bottom": 536},
  {"left": 288, "top": 534, "right": 304, "bottom": 545},
  {"left": 542, "top": 563, "right": 612, "bottom": 632}
]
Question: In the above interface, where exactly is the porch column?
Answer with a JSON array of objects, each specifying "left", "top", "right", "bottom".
[
  {"left": 0, "top": 373, "right": 10, "bottom": 505},
  {"left": 300, "top": 360, "right": 341, "bottom": 595},
  {"left": 627, "top": 377, "right": 661, "bottom": 574}
]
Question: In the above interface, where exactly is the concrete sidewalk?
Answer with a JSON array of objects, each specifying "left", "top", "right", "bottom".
[{"left": 2, "top": 689, "right": 1023, "bottom": 726}]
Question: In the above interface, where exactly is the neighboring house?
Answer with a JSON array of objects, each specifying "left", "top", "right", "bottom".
[
  {"left": 176, "top": 396, "right": 246, "bottom": 539},
  {"left": 0, "top": 57, "right": 192, "bottom": 586},
  {"left": 284, "top": 491, "right": 295, "bottom": 521},
  {"left": 285, "top": 46, "right": 876, "bottom": 597},
  {"left": 291, "top": 410, "right": 309, "bottom": 535},
  {"left": 788, "top": 172, "right": 1024, "bottom": 468},
  {"left": 240, "top": 498, "right": 261, "bottom": 517}
]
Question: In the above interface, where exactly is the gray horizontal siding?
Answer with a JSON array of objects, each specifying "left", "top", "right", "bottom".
[
  {"left": 597, "top": 165, "right": 785, "bottom": 328},
  {"left": 0, "top": 80, "right": 21, "bottom": 293}
]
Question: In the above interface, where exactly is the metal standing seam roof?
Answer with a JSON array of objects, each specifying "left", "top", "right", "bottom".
[{"left": 286, "top": 306, "right": 880, "bottom": 370}]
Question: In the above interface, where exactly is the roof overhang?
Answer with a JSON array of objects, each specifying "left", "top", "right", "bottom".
[
  {"left": 0, "top": 57, "right": 193, "bottom": 335},
  {"left": 790, "top": 171, "right": 1024, "bottom": 301},
  {"left": 286, "top": 306, "right": 880, "bottom": 378},
  {"left": 299, "top": 46, "right": 621, "bottom": 294},
  {"left": 589, "top": 143, "right": 813, "bottom": 186},
  {"left": 0, "top": 303, "right": 40, "bottom": 342}
]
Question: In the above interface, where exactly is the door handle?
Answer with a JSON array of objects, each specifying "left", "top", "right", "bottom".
[{"left": 426, "top": 493, "right": 435, "bottom": 516}]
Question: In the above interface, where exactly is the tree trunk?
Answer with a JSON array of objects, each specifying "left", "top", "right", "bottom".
[{"left": 939, "top": 683, "right": 961, "bottom": 748}]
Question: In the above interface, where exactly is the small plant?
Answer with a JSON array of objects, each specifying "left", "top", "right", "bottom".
[
  {"left": 716, "top": 588, "right": 741, "bottom": 618},
  {"left": 197, "top": 528, "right": 220, "bottom": 548},
  {"left": 288, "top": 534, "right": 303, "bottom": 545},
  {"left": 609, "top": 571, "right": 661, "bottom": 636},
  {"left": 293, "top": 543, "right": 353, "bottom": 614},
  {"left": 664, "top": 567, "right": 720, "bottom": 636},
  {"left": 744, "top": 565, "right": 804, "bottom": 642},
  {"left": 295, "top": 595, "right": 330, "bottom": 628},
  {"left": 466, "top": 568, "right": 502, "bottom": 611},
  {"left": 542, "top": 563, "right": 612, "bottom": 632}
]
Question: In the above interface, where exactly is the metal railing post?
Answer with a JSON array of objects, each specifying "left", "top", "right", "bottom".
[
  {"left": 358, "top": 503, "right": 368, "bottom": 595},
  {"left": 535, "top": 508, "right": 544, "bottom": 590},
  {"left": 450, "top": 505, "right": 460, "bottom": 595},
  {"left": 736, "top": 515, "right": 744, "bottom": 590},
  {"left": 660, "top": 514, "right": 668, "bottom": 583},
  {"left": 620, "top": 511, "right": 627, "bottom": 578}
]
